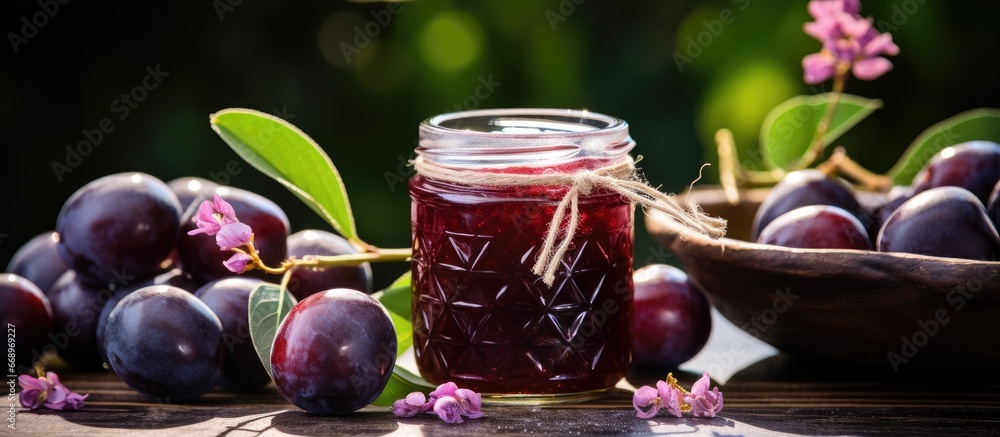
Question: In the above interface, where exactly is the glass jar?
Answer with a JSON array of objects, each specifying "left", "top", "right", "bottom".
[{"left": 409, "top": 108, "right": 636, "bottom": 404}]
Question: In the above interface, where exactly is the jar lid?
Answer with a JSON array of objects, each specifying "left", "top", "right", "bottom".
[{"left": 418, "top": 108, "right": 634, "bottom": 167}]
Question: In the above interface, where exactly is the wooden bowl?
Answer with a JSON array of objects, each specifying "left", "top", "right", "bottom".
[{"left": 646, "top": 189, "right": 1000, "bottom": 372}]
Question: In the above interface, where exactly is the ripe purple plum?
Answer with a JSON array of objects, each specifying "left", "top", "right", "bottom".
[
  {"left": 194, "top": 277, "right": 273, "bottom": 391},
  {"left": 177, "top": 186, "right": 289, "bottom": 283},
  {"left": 757, "top": 205, "right": 872, "bottom": 250},
  {"left": 752, "top": 170, "right": 861, "bottom": 240},
  {"left": 878, "top": 186, "right": 1000, "bottom": 260},
  {"left": 104, "top": 285, "right": 224, "bottom": 401},
  {"left": 631, "top": 265, "right": 712, "bottom": 371},
  {"left": 0, "top": 274, "right": 53, "bottom": 374},
  {"left": 912, "top": 141, "right": 1000, "bottom": 205},
  {"left": 868, "top": 186, "right": 914, "bottom": 243},
  {"left": 48, "top": 270, "right": 121, "bottom": 370},
  {"left": 6, "top": 231, "right": 70, "bottom": 294},
  {"left": 271, "top": 289, "right": 396, "bottom": 414},
  {"left": 286, "top": 230, "right": 373, "bottom": 301},
  {"left": 56, "top": 173, "right": 182, "bottom": 284},
  {"left": 96, "top": 268, "right": 200, "bottom": 366},
  {"left": 167, "top": 177, "right": 218, "bottom": 212},
  {"left": 986, "top": 178, "right": 1000, "bottom": 230}
]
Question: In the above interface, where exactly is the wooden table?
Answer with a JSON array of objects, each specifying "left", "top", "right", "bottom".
[{"left": 14, "top": 312, "right": 1000, "bottom": 436}]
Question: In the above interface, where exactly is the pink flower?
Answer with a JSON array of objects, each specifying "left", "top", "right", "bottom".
[
  {"left": 18, "top": 371, "right": 89, "bottom": 411},
  {"left": 633, "top": 372, "right": 724, "bottom": 420},
  {"left": 658, "top": 380, "right": 685, "bottom": 418},
  {"left": 392, "top": 382, "right": 483, "bottom": 424},
  {"left": 632, "top": 385, "right": 661, "bottom": 419},
  {"left": 801, "top": 0, "right": 899, "bottom": 83},
  {"left": 223, "top": 253, "right": 254, "bottom": 273},
  {"left": 432, "top": 396, "right": 464, "bottom": 424},
  {"left": 685, "top": 372, "right": 724, "bottom": 418},
  {"left": 216, "top": 222, "right": 253, "bottom": 251},
  {"left": 391, "top": 392, "right": 426, "bottom": 417},
  {"left": 187, "top": 195, "right": 239, "bottom": 236}
]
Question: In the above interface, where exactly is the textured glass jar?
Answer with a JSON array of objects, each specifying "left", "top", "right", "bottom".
[{"left": 409, "top": 108, "right": 636, "bottom": 403}]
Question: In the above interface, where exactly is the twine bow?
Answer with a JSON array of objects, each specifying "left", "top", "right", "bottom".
[{"left": 412, "top": 156, "right": 726, "bottom": 286}]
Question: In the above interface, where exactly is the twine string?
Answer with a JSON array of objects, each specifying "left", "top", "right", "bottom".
[{"left": 412, "top": 155, "right": 726, "bottom": 285}]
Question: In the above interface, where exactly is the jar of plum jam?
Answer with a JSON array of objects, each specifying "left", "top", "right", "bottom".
[{"left": 409, "top": 108, "right": 636, "bottom": 403}]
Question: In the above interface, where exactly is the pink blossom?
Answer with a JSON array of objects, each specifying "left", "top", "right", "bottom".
[
  {"left": 223, "top": 253, "right": 254, "bottom": 273},
  {"left": 216, "top": 222, "right": 253, "bottom": 251},
  {"left": 658, "top": 380, "right": 685, "bottom": 418},
  {"left": 685, "top": 372, "right": 724, "bottom": 418},
  {"left": 391, "top": 392, "right": 426, "bottom": 417},
  {"left": 633, "top": 372, "right": 724, "bottom": 420},
  {"left": 432, "top": 396, "right": 464, "bottom": 424},
  {"left": 632, "top": 385, "right": 661, "bottom": 419},
  {"left": 187, "top": 195, "right": 239, "bottom": 236},
  {"left": 802, "top": 0, "right": 899, "bottom": 83},
  {"left": 392, "top": 382, "right": 483, "bottom": 424},
  {"left": 18, "top": 371, "right": 89, "bottom": 411}
]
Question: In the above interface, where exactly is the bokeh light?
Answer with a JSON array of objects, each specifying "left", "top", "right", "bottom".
[{"left": 419, "top": 12, "right": 483, "bottom": 73}]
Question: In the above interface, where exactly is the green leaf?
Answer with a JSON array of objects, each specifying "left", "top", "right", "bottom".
[
  {"left": 247, "top": 284, "right": 297, "bottom": 378},
  {"left": 371, "top": 271, "right": 412, "bottom": 319},
  {"left": 760, "top": 93, "right": 882, "bottom": 169},
  {"left": 369, "top": 271, "right": 430, "bottom": 408},
  {"left": 371, "top": 366, "right": 436, "bottom": 407},
  {"left": 888, "top": 108, "right": 1000, "bottom": 185},
  {"left": 388, "top": 311, "right": 413, "bottom": 358},
  {"left": 210, "top": 108, "right": 358, "bottom": 240}
]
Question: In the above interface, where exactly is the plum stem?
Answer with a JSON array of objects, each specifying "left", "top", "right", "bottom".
[
  {"left": 241, "top": 243, "right": 411, "bottom": 276},
  {"left": 792, "top": 64, "right": 848, "bottom": 171}
]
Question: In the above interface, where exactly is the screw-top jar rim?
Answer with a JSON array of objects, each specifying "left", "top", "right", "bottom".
[{"left": 418, "top": 108, "right": 634, "bottom": 167}]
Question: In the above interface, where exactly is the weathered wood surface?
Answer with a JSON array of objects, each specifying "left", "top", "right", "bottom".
[{"left": 14, "top": 354, "right": 1000, "bottom": 436}]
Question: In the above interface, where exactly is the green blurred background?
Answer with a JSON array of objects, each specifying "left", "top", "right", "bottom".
[{"left": 2, "top": 0, "right": 997, "bottom": 289}]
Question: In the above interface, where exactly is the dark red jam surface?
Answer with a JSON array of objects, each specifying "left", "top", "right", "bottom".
[{"left": 409, "top": 167, "right": 634, "bottom": 394}]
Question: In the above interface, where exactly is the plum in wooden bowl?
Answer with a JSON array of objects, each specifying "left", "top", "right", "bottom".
[{"left": 645, "top": 204, "right": 1000, "bottom": 372}]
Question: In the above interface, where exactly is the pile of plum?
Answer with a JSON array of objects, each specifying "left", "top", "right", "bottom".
[
  {"left": 753, "top": 141, "right": 1000, "bottom": 261},
  {"left": 2, "top": 173, "right": 386, "bottom": 407},
  {"left": 2, "top": 172, "right": 721, "bottom": 409}
]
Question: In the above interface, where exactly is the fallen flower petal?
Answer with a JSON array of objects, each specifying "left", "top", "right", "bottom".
[
  {"left": 633, "top": 385, "right": 661, "bottom": 419},
  {"left": 391, "top": 392, "right": 426, "bottom": 417},
  {"left": 392, "top": 382, "right": 483, "bottom": 423},
  {"left": 432, "top": 396, "right": 464, "bottom": 424},
  {"left": 658, "top": 380, "right": 685, "bottom": 418},
  {"left": 18, "top": 370, "right": 88, "bottom": 411},
  {"left": 429, "top": 382, "right": 459, "bottom": 399},
  {"left": 685, "top": 372, "right": 724, "bottom": 418},
  {"left": 454, "top": 388, "right": 482, "bottom": 419}
]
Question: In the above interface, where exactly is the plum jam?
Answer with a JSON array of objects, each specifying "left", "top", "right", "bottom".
[{"left": 409, "top": 109, "right": 635, "bottom": 403}]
